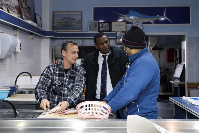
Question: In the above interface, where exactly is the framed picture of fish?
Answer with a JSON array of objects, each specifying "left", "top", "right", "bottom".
[
  {"left": 53, "top": 11, "right": 82, "bottom": 32},
  {"left": 93, "top": 6, "right": 191, "bottom": 25}
]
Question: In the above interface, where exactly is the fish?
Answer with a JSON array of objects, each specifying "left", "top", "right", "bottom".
[{"left": 58, "top": 108, "right": 78, "bottom": 115}]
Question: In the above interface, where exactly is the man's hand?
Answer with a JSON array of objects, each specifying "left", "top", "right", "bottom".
[
  {"left": 56, "top": 101, "right": 69, "bottom": 112},
  {"left": 40, "top": 99, "right": 50, "bottom": 111},
  {"left": 101, "top": 101, "right": 107, "bottom": 104}
]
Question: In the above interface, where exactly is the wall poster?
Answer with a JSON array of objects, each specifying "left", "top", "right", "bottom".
[{"left": 93, "top": 6, "right": 191, "bottom": 25}]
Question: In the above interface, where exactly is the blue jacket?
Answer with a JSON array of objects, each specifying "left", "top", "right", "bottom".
[{"left": 104, "top": 48, "right": 160, "bottom": 119}]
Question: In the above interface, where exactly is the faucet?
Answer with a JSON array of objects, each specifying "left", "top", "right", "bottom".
[
  {"left": 0, "top": 100, "right": 17, "bottom": 118},
  {"left": 14, "top": 72, "right": 32, "bottom": 87}
]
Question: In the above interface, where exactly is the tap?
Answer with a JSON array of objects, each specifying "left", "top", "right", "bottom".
[
  {"left": 14, "top": 72, "right": 32, "bottom": 87},
  {"left": 0, "top": 100, "right": 17, "bottom": 118}
]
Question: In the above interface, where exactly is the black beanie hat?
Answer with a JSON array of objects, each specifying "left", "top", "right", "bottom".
[{"left": 122, "top": 26, "right": 146, "bottom": 49}]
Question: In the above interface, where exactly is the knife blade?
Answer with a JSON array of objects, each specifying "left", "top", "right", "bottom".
[{"left": 42, "top": 109, "right": 50, "bottom": 115}]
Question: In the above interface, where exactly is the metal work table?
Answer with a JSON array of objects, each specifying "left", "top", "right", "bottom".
[
  {"left": 0, "top": 118, "right": 199, "bottom": 133},
  {"left": 169, "top": 97, "right": 199, "bottom": 119}
]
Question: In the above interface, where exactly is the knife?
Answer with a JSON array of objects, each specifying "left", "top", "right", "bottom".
[{"left": 42, "top": 109, "right": 50, "bottom": 115}]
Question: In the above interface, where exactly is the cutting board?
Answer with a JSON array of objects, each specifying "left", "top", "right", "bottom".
[
  {"left": 5, "top": 94, "right": 36, "bottom": 101},
  {"left": 37, "top": 113, "right": 79, "bottom": 119}
]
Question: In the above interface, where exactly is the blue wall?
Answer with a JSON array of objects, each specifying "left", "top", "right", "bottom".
[{"left": 51, "top": 0, "right": 199, "bottom": 37}]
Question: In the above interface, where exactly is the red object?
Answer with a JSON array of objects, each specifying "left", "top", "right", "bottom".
[{"left": 167, "top": 50, "right": 174, "bottom": 62}]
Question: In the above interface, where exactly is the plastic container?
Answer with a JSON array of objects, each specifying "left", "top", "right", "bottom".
[
  {"left": 0, "top": 90, "right": 10, "bottom": 100},
  {"left": 3, "top": 86, "right": 18, "bottom": 97},
  {"left": 8, "top": 86, "right": 18, "bottom": 97},
  {"left": 76, "top": 101, "right": 111, "bottom": 119}
]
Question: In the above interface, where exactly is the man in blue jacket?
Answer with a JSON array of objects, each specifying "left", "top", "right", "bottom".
[{"left": 104, "top": 26, "right": 160, "bottom": 119}]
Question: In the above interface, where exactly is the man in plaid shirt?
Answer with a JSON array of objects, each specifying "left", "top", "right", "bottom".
[{"left": 35, "top": 41, "right": 86, "bottom": 112}]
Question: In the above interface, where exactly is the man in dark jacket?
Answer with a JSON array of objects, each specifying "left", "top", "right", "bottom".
[{"left": 83, "top": 32, "right": 128, "bottom": 101}]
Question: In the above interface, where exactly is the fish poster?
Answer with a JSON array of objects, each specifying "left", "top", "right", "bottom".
[{"left": 93, "top": 6, "right": 190, "bottom": 25}]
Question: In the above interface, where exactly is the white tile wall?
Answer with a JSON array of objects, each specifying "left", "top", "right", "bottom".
[
  {"left": 0, "top": 24, "right": 51, "bottom": 87},
  {"left": 16, "top": 76, "right": 40, "bottom": 86}
]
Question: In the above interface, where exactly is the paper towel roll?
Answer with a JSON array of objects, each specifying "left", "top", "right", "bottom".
[{"left": 0, "top": 33, "right": 17, "bottom": 59}]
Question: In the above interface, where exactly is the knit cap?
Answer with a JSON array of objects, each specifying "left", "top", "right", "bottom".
[{"left": 122, "top": 26, "right": 146, "bottom": 49}]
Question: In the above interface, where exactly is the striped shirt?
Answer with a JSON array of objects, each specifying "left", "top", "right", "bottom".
[{"left": 35, "top": 60, "right": 86, "bottom": 108}]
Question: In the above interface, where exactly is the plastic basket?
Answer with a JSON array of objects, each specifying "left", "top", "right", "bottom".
[{"left": 76, "top": 101, "right": 111, "bottom": 119}]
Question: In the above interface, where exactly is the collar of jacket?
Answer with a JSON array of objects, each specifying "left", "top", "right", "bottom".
[{"left": 129, "top": 47, "right": 149, "bottom": 64}]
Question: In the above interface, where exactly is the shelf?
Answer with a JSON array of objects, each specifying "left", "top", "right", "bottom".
[
  {"left": 0, "top": 9, "right": 44, "bottom": 36},
  {"left": 0, "top": 10, "right": 116, "bottom": 38},
  {"left": 54, "top": 32, "right": 116, "bottom": 38}
]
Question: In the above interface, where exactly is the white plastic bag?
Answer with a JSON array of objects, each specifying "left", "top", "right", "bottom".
[{"left": 127, "top": 115, "right": 169, "bottom": 133}]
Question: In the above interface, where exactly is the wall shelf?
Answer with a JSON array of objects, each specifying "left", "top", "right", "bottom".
[
  {"left": 0, "top": 10, "right": 116, "bottom": 39},
  {"left": 0, "top": 9, "right": 44, "bottom": 36},
  {"left": 54, "top": 32, "right": 116, "bottom": 38}
]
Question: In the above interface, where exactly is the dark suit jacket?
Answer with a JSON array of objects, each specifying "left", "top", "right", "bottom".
[{"left": 83, "top": 47, "right": 129, "bottom": 101}]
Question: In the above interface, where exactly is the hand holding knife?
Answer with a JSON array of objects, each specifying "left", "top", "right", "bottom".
[
  {"left": 40, "top": 99, "right": 50, "bottom": 110},
  {"left": 40, "top": 99, "right": 69, "bottom": 114}
]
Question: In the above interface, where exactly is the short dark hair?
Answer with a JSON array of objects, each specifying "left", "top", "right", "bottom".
[
  {"left": 61, "top": 40, "right": 77, "bottom": 53},
  {"left": 94, "top": 32, "right": 108, "bottom": 44}
]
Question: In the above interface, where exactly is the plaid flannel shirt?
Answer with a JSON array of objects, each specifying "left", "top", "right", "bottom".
[{"left": 35, "top": 60, "right": 86, "bottom": 108}]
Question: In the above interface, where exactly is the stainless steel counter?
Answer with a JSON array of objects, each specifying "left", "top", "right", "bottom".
[
  {"left": 0, "top": 109, "right": 43, "bottom": 118},
  {"left": 0, "top": 106, "right": 199, "bottom": 132},
  {"left": 0, "top": 118, "right": 198, "bottom": 133}
]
